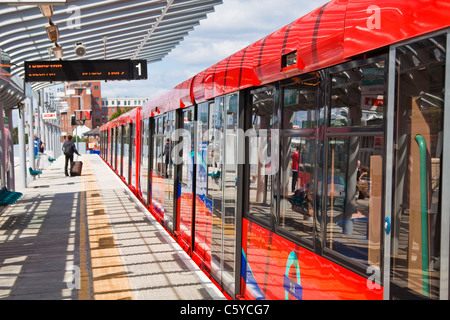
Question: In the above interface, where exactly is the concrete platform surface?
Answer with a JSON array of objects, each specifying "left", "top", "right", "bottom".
[{"left": 0, "top": 154, "right": 226, "bottom": 300}]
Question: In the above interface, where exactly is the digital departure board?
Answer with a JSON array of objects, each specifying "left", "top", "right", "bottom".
[{"left": 24, "top": 60, "right": 147, "bottom": 83}]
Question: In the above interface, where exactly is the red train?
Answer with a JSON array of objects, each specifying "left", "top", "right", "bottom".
[{"left": 100, "top": 0, "right": 450, "bottom": 300}]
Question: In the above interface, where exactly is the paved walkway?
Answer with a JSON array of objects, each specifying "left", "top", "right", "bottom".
[{"left": 0, "top": 154, "right": 225, "bottom": 300}]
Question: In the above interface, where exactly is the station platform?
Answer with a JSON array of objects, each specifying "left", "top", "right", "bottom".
[{"left": 0, "top": 154, "right": 226, "bottom": 300}]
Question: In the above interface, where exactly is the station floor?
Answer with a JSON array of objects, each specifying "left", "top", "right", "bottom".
[{"left": 0, "top": 154, "right": 226, "bottom": 300}]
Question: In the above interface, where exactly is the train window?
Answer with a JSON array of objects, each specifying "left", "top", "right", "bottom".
[
  {"left": 117, "top": 125, "right": 122, "bottom": 176},
  {"left": 246, "top": 86, "right": 276, "bottom": 225},
  {"left": 330, "top": 61, "right": 385, "bottom": 127},
  {"left": 207, "top": 102, "right": 222, "bottom": 199},
  {"left": 180, "top": 108, "right": 194, "bottom": 186},
  {"left": 325, "top": 135, "right": 383, "bottom": 269},
  {"left": 140, "top": 118, "right": 150, "bottom": 205},
  {"left": 279, "top": 136, "right": 316, "bottom": 243},
  {"left": 164, "top": 112, "right": 175, "bottom": 180},
  {"left": 123, "top": 124, "right": 130, "bottom": 183},
  {"left": 391, "top": 35, "right": 446, "bottom": 299},
  {"left": 111, "top": 127, "right": 116, "bottom": 169},
  {"left": 164, "top": 111, "right": 176, "bottom": 231},
  {"left": 283, "top": 77, "right": 319, "bottom": 130}
]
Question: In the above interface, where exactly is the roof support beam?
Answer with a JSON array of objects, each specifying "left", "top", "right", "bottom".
[{"left": 132, "top": 0, "right": 174, "bottom": 59}]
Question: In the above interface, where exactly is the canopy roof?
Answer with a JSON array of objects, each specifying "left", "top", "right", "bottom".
[{"left": 0, "top": 0, "right": 222, "bottom": 95}]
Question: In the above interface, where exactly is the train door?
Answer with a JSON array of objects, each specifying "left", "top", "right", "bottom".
[
  {"left": 140, "top": 118, "right": 150, "bottom": 205},
  {"left": 209, "top": 93, "right": 240, "bottom": 296},
  {"left": 106, "top": 129, "right": 110, "bottom": 163},
  {"left": 164, "top": 111, "right": 176, "bottom": 233},
  {"left": 151, "top": 116, "right": 165, "bottom": 220},
  {"left": 123, "top": 124, "right": 130, "bottom": 184},
  {"left": 386, "top": 32, "right": 449, "bottom": 300},
  {"left": 111, "top": 127, "right": 115, "bottom": 169},
  {"left": 117, "top": 126, "right": 122, "bottom": 174},
  {"left": 130, "top": 122, "right": 136, "bottom": 188},
  {"left": 325, "top": 56, "right": 386, "bottom": 296},
  {"left": 177, "top": 107, "right": 195, "bottom": 247},
  {"left": 194, "top": 102, "right": 213, "bottom": 265},
  {"left": 279, "top": 76, "right": 319, "bottom": 249}
]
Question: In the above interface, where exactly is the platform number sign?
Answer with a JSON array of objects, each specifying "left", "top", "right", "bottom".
[{"left": 135, "top": 62, "right": 142, "bottom": 78}]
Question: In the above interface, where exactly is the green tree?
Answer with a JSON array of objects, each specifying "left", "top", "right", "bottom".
[
  {"left": 13, "top": 127, "right": 28, "bottom": 145},
  {"left": 109, "top": 107, "right": 133, "bottom": 121}
]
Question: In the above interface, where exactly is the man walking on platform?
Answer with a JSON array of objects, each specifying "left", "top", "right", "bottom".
[{"left": 62, "top": 135, "right": 80, "bottom": 177}]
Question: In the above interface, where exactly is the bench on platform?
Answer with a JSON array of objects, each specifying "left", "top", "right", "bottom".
[
  {"left": 0, "top": 185, "right": 23, "bottom": 207},
  {"left": 29, "top": 167, "right": 42, "bottom": 178}
]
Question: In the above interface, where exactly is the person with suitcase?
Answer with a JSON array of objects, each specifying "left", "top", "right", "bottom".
[{"left": 62, "top": 135, "right": 81, "bottom": 177}]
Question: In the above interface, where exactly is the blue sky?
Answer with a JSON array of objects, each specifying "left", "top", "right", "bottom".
[{"left": 101, "top": 0, "right": 330, "bottom": 100}]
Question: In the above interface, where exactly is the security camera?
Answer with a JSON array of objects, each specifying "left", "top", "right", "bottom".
[{"left": 74, "top": 42, "right": 86, "bottom": 57}]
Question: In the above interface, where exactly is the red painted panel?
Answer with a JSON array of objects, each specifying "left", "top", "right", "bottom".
[
  {"left": 192, "top": 69, "right": 207, "bottom": 103},
  {"left": 241, "top": 219, "right": 383, "bottom": 300},
  {"left": 343, "top": 0, "right": 450, "bottom": 58},
  {"left": 178, "top": 192, "right": 193, "bottom": 248},
  {"left": 225, "top": 48, "right": 248, "bottom": 93}
]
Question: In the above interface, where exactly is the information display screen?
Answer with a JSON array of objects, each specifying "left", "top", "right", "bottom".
[{"left": 24, "top": 60, "right": 147, "bottom": 82}]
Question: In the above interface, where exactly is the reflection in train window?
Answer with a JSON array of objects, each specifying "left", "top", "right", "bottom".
[
  {"left": 283, "top": 77, "right": 318, "bottom": 130},
  {"left": 391, "top": 35, "right": 446, "bottom": 299},
  {"left": 246, "top": 86, "right": 275, "bottom": 225},
  {"left": 279, "top": 136, "right": 316, "bottom": 244},
  {"left": 140, "top": 118, "right": 150, "bottom": 205},
  {"left": 325, "top": 136, "right": 384, "bottom": 269},
  {"left": 330, "top": 61, "right": 385, "bottom": 127}
]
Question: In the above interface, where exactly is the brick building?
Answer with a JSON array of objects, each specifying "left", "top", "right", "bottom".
[
  {"left": 59, "top": 81, "right": 148, "bottom": 139},
  {"left": 60, "top": 81, "right": 102, "bottom": 138}
]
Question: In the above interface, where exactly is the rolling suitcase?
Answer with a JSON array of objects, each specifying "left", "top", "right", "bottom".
[{"left": 71, "top": 161, "right": 83, "bottom": 176}]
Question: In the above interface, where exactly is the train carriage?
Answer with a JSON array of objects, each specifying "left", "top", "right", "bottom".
[{"left": 100, "top": 0, "right": 450, "bottom": 300}]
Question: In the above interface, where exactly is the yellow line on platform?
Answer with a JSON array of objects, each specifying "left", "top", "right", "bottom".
[
  {"left": 79, "top": 156, "right": 133, "bottom": 300},
  {"left": 78, "top": 172, "right": 91, "bottom": 300}
]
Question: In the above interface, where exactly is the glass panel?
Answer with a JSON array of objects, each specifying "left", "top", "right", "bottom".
[
  {"left": 123, "top": 125, "right": 130, "bottom": 184},
  {"left": 223, "top": 93, "right": 239, "bottom": 293},
  {"left": 210, "top": 97, "right": 224, "bottom": 284},
  {"left": 151, "top": 121, "right": 164, "bottom": 214},
  {"left": 283, "top": 78, "right": 318, "bottom": 130},
  {"left": 195, "top": 102, "right": 212, "bottom": 260},
  {"left": 178, "top": 107, "right": 195, "bottom": 244},
  {"left": 112, "top": 128, "right": 116, "bottom": 170},
  {"left": 164, "top": 111, "right": 175, "bottom": 232},
  {"left": 247, "top": 87, "right": 275, "bottom": 224},
  {"left": 279, "top": 136, "right": 315, "bottom": 243},
  {"left": 180, "top": 109, "right": 194, "bottom": 186},
  {"left": 131, "top": 123, "right": 136, "bottom": 187},
  {"left": 117, "top": 126, "right": 122, "bottom": 176},
  {"left": 325, "top": 136, "right": 384, "bottom": 269},
  {"left": 391, "top": 35, "right": 445, "bottom": 299},
  {"left": 140, "top": 119, "right": 149, "bottom": 205},
  {"left": 330, "top": 61, "right": 385, "bottom": 127}
]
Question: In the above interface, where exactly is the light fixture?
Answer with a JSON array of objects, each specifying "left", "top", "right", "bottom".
[
  {"left": 52, "top": 43, "right": 63, "bottom": 60},
  {"left": 39, "top": 5, "right": 53, "bottom": 17},
  {"left": 46, "top": 23, "right": 60, "bottom": 42}
]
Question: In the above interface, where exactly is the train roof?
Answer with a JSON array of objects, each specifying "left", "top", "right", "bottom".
[{"left": 121, "top": 0, "right": 450, "bottom": 121}]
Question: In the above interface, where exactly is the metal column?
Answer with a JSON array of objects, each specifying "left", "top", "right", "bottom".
[
  {"left": 0, "top": 101, "right": 6, "bottom": 185},
  {"left": 5, "top": 107, "right": 15, "bottom": 191},
  {"left": 18, "top": 103, "right": 27, "bottom": 189}
]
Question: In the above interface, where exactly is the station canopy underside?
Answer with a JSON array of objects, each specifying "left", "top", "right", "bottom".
[{"left": 0, "top": 0, "right": 223, "bottom": 100}]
